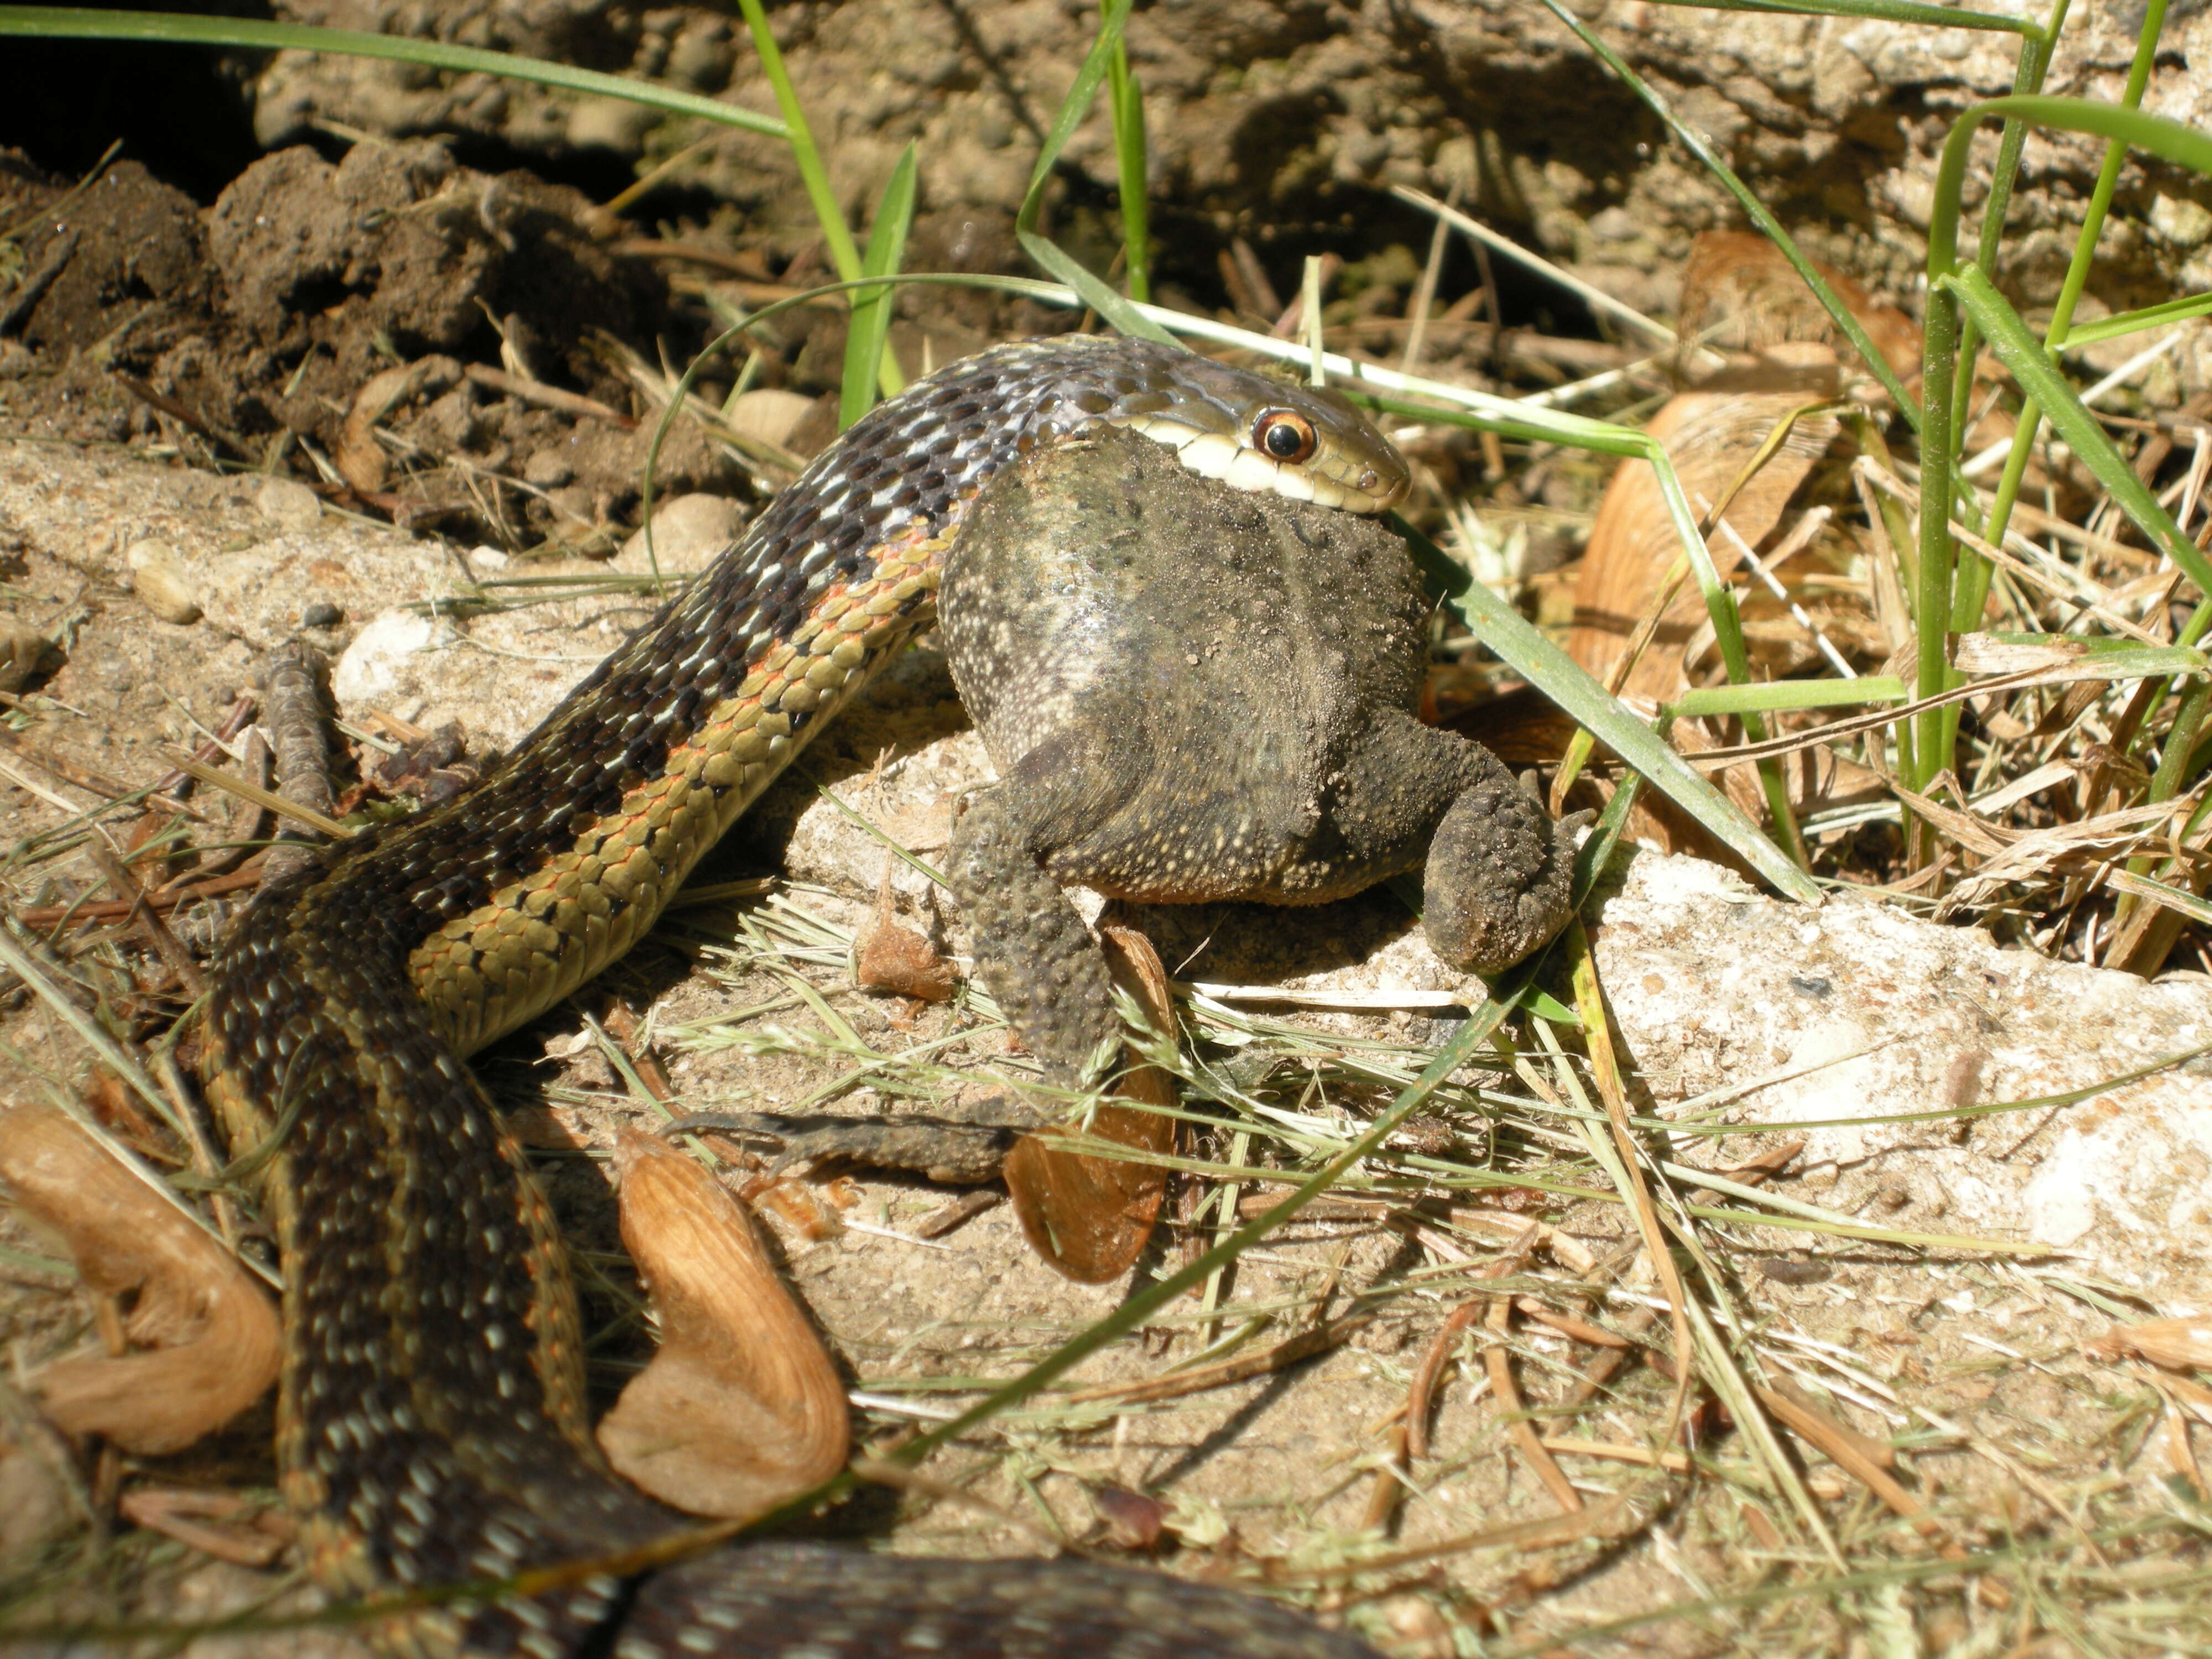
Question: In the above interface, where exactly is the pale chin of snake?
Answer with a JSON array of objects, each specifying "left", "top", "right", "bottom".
[
  {"left": 199, "top": 333, "right": 1404, "bottom": 1659},
  {"left": 1124, "top": 415, "right": 1399, "bottom": 511}
]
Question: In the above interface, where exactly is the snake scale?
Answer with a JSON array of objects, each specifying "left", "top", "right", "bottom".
[{"left": 201, "top": 336, "right": 1410, "bottom": 1658}]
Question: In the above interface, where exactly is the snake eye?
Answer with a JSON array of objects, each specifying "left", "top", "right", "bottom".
[{"left": 1252, "top": 409, "right": 1318, "bottom": 464}]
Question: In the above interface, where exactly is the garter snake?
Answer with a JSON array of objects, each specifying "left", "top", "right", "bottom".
[{"left": 201, "top": 335, "right": 1410, "bottom": 1658}]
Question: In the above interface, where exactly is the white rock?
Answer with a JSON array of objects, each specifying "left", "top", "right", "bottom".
[
  {"left": 125, "top": 539, "right": 202, "bottom": 625},
  {"left": 1586, "top": 851, "right": 2212, "bottom": 1281},
  {"left": 333, "top": 609, "right": 462, "bottom": 708}
]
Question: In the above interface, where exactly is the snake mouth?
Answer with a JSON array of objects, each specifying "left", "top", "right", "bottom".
[{"left": 1118, "top": 416, "right": 1408, "bottom": 514}]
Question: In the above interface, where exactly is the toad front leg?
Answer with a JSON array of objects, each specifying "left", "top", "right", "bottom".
[
  {"left": 1338, "top": 705, "right": 1580, "bottom": 976},
  {"left": 946, "top": 737, "right": 1129, "bottom": 1087}
]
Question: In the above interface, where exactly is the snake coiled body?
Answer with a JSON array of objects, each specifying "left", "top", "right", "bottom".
[{"left": 201, "top": 336, "right": 1405, "bottom": 1658}]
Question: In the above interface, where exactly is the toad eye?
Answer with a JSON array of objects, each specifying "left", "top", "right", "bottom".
[{"left": 1251, "top": 409, "right": 1318, "bottom": 464}]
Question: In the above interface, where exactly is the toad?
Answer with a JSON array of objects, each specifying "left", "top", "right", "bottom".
[{"left": 943, "top": 421, "right": 1580, "bottom": 1084}]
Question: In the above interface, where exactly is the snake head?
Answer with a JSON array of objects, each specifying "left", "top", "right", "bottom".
[{"left": 1091, "top": 348, "right": 1411, "bottom": 514}]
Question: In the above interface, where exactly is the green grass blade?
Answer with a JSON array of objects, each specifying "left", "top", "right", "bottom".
[
  {"left": 1536, "top": 0, "right": 1918, "bottom": 427},
  {"left": 1979, "top": 94, "right": 2212, "bottom": 174},
  {"left": 1941, "top": 4, "right": 2067, "bottom": 505},
  {"left": 1641, "top": 0, "right": 2036, "bottom": 31},
  {"left": 728, "top": 0, "right": 900, "bottom": 398},
  {"left": 2067, "top": 289, "right": 2212, "bottom": 347},
  {"left": 839, "top": 142, "right": 917, "bottom": 430},
  {"left": 1669, "top": 679, "right": 1910, "bottom": 718},
  {"left": 1981, "top": 633, "right": 2209, "bottom": 671},
  {"left": 1944, "top": 5, "right": 2146, "bottom": 766},
  {"left": 0, "top": 6, "right": 785, "bottom": 137},
  {"left": 1107, "top": 41, "right": 1151, "bottom": 305},
  {"left": 1395, "top": 517, "right": 1822, "bottom": 904},
  {"left": 2110, "top": 868, "right": 2212, "bottom": 929},
  {"left": 1945, "top": 263, "right": 2212, "bottom": 602},
  {"left": 1013, "top": 0, "right": 1176, "bottom": 345}
]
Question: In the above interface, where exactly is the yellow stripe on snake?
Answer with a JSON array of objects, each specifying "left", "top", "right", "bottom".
[{"left": 202, "top": 336, "right": 1413, "bottom": 1658}]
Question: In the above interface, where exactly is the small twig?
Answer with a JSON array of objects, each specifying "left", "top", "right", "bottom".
[
  {"left": 256, "top": 642, "right": 346, "bottom": 884},
  {"left": 13, "top": 867, "right": 264, "bottom": 927},
  {"left": 83, "top": 843, "right": 205, "bottom": 996},
  {"left": 914, "top": 1189, "right": 1003, "bottom": 1239},
  {"left": 113, "top": 373, "right": 240, "bottom": 456},
  {"left": 465, "top": 363, "right": 638, "bottom": 430},
  {"left": 1056, "top": 1311, "right": 1374, "bottom": 1407},
  {"left": 168, "top": 728, "right": 274, "bottom": 885},
  {"left": 152, "top": 1047, "right": 240, "bottom": 1252},
  {"left": 151, "top": 693, "right": 258, "bottom": 799},
  {"left": 163, "top": 754, "right": 351, "bottom": 846},
  {"left": 1540, "top": 1437, "right": 1693, "bottom": 1473},
  {"left": 1405, "top": 1299, "right": 1483, "bottom": 1462},
  {"left": 1487, "top": 1287, "right": 1583, "bottom": 1514},
  {"left": 1757, "top": 1383, "right": 1964, "bottom": 1559}
]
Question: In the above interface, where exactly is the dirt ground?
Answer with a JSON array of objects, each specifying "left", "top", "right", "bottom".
[
  {"left": 6, "top": 425, "right": 2210, "bottom": 1657},
  {"left": 3, "top": 11, "right": 2212, "bottom": 1659}
]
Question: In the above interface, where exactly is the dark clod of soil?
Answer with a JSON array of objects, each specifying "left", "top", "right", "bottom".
[{"left": 1, "top": 138, "right": 733, "bottom": 542}]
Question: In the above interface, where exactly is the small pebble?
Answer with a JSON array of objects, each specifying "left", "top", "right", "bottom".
[
  {"left": 616, "top": 493, "right": 744, "bottom": 575},
  {"left": 725, "top": 388, "right": 818, "bottom": 451},
  {"left": 126, "top": 539, "right": 202, "bottom": 625},
  {"left": 523, "top": 450, "right": 574, "bottom": 489},
  {"left": 255, "top": 475, "right": 323, "bottom": 532},
  {"left": 566, "top": 95, "right": 656, "bottom": 155},
  {"left": 301, "top": 601, "right": 345, "bottom": 628}
]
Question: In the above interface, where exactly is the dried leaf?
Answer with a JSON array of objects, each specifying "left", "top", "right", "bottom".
[
  {"left": 1677, "top": 230, "right": 1920, "bottom": 386},
  {"left": 1567, "top": 390, "right": 1837, "bottom": 703},
  {"left": 1563, "top": 227, "right": 1925, "bottom": 713},
  {"left": 0, "top": 1105, "right": 279, "bottom": 1455},
  {"left": 597, "top": 1130, "right": 849, "bottom": 1520},
  {"left": 854, "top": 911, "right": 957, "bottom": 1003},
  {"left": 2086, "top": 1317, "right": 2212, "bottom": 1372},
  {"left": 335, "top": 357, "right": 456, "bottom": 495},
  {"left": 1004, "top": 924, "right": 1176, "bottom": 1284}
]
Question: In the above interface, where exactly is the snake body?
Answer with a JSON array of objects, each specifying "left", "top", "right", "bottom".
[{"left": 202, "top": 336, "right": 1408, "bottom": 1657}]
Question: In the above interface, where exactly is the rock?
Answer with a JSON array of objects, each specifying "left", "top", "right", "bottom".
[
  {"left": 1585, "top": 852, "right": 2212, "bottom": 1277},
  {"left": 615, "top": 493, "right": 745, "bottom": 576},
  {"left": 523, "top": 449, "right": 574, "bottom": 489},
  {"left": 125, "top": 539, "right": 202, "bottom": 625},
  {"left": 726, "top": 388, "right": 820, "bottom": 453},
  {"left": 566, "top": 95, "right": 657, "bottom": 155},
  {"left": 0, "top": 619, "right": 58, "bottom": 693},
  {"left": 301, "top": 601, "right": 345, "bottom": 629},
  {"left": 254, "top": 474, "right": 322, "bottom": 531},
  {"left": 332, "top": 608, "right": 462, "bottom": 707}
]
